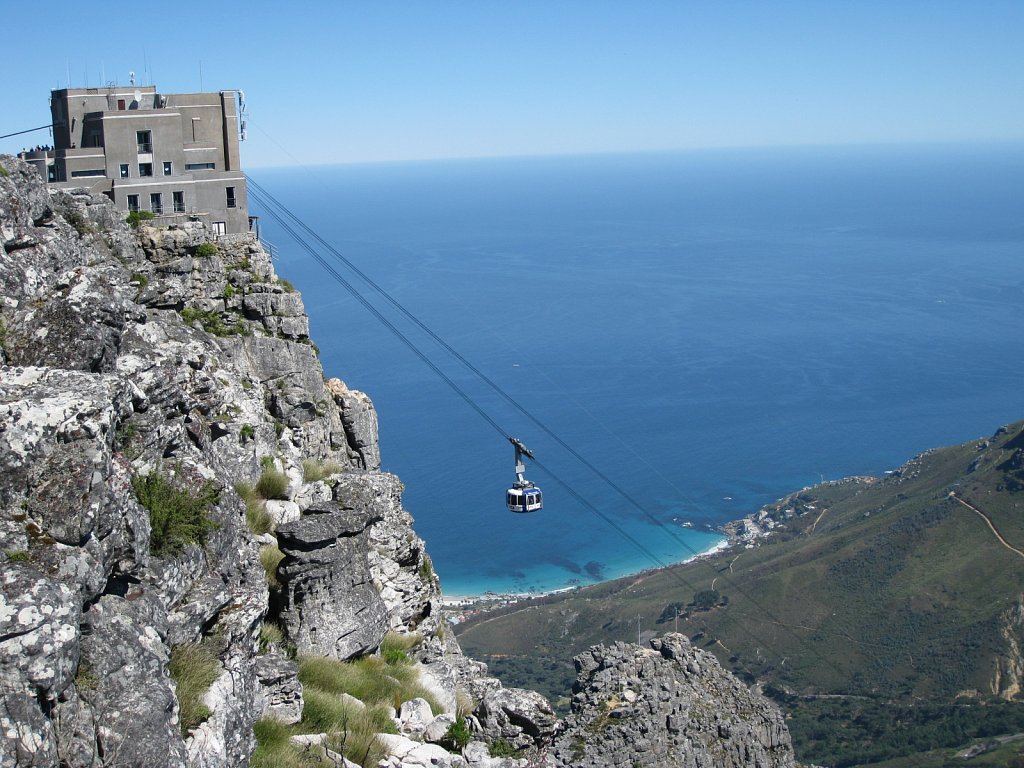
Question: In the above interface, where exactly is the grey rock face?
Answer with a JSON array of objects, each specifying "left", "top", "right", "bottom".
[
  {"left": 276, "top": 501, "right": 390, "bottom": 659},
  {"left": 0, "top": 563, "right": 79, "bottom": 767},
  {"left": 547, "top": 634, "right": 795, "bottom": 768}
]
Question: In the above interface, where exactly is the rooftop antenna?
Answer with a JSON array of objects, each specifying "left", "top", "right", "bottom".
[
  {"left": 129, "top": 71, "right": 135, "bottom": 86},
  {"left": 199, "top": 61, "right": 204, "bottom": 92}
]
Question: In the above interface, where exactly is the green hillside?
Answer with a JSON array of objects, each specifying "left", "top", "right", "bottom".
[{"left": 456, "top": 421, "right": 1024, "bottom": 765}]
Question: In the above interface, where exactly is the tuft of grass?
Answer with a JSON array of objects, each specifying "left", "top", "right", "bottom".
[
  {"left": 303, "top": 690, "right": 391, "bottom": 767},
  {"left": 237, "top": 482, "right": 272, "bottom": 535},
  {"left": 299, "top": 656, "right": 441, "bottom": 715},
  {"left": 250, "top": 718, "right": 308, "bottom": 768},
  {"left": 5, "top": 550, "right": 30, "bottom": 562},
  {"left": 379, "top": 631, "right": 421, "bottom": 665},
  {"left": 0, "top": 164, "right": 9, "bottom": 177},
  {"left": 277, "top": 277, "right": 296, "bottom": 292},
  {"left": 169, "top": 640, "right": 221, "bottom": 735},
  {"left": 301, "top": 459, "right": 344, "bottom": 483},
  {"left": 260, "top": 543, "right": 285, "bottom": 589},
  {"left": 256, "top": 467, "right": 290, "bottom": 501},
  {"left": 129, "top": 271, "right": 149, "bottom": 290},
  {"left": 132, "top": 469, "right": 219, "bottom": 557},
  {"left": 259, "top": 622, "right": 284, "bottom": 654}
]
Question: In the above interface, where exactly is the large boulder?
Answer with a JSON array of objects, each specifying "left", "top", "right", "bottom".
[
  {"left": 546, "top": 634, "right": 795, "bottom": 767},
  {"left": 474, "top": 687, "right": 557, "bottom": 750}
]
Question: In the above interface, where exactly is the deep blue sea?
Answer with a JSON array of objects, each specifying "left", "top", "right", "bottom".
[{"left": 251, "top": 144, "right": 1024, "bottom": 597}]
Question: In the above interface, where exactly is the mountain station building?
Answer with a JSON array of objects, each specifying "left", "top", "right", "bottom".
[{"left": 19, "top": 84, "right": 250, "bottom": 234}]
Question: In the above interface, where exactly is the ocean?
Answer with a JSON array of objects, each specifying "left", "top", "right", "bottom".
[{"left": 251, "top": 144, "right": 1024, "bottom": 597}]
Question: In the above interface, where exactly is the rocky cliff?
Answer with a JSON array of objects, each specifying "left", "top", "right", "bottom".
[{"left": 0, "top": 157, "right": 797, "bottom": 767}]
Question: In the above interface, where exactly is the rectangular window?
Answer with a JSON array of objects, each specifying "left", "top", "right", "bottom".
[
  {"left": 127, "top": 194, "right": 140, "bottom": 212},
  {"left": 70, "top": 169, "right": 106, "bottom": 178},
  {"left": 139, "top": 163, "right": 153, "bottom": 177},
  {"left": 173, "top": 191, "right": 185, "bottom": 213},
  {"left": 150, "top": 193, "right": 162, "bottom": 214},
  {"left": 163, "top": 161, "right": 172, "bottom": 176},
  {"left": 119, "top": 164, "right": 129, "bottom": 178},
  {"left": 185, "top": 162, "right": 216, "bottom": 171},
  {"left": 212, "top": 221, "right": 226, "bottom": 236},
  {"left": 117, "top": 98, "right": 126, "bottom": 110},
  {"left": 136, "top": 130, "right": 152, "bottom": 154},
  {"left": 226, "top": 186, "right": 236, "bottom": 208}
]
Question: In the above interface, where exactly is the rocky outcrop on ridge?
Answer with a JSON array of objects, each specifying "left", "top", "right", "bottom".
[
  {"left": 547, "top": 634, "right": 795, "bottom": 767},
  {"left": 0, "top": 156, "right": 796, "bottom": 767}
]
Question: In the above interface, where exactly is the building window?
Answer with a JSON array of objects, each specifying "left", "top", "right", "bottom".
[
  {"left": 150, "top": 193, "right": 163, "bottom": 214},
  {"left": 185, "top": 162, "right": 215, "bottom": 171},
  {"left": 117, "top": 98, "right": 126, "bottom": 110},
  {"left": 139, "top": 163, "right": 153, "bottom": 177},
  {"left": 127, "top": 194, "right": 140, "bottom": 212},
  {"left": 119, "top": 164, "right": 130, "bottom": 178},
  {"left": 70, "top": 169, "right": 105, "bottom": 178},
  {"left": 226, "top": 186, "right": 236, "bottom": 208},
  {"left": 163, "top": 161, "right": 173, "bottom": 176},
  {"left": 213, "top": 221, "right": 226, "bottom": 236},
  {"left": 173, "top": 191, "right": 185, "bottom": 213},
  {"left": 136, "top": 130, "right": 152, "bottom": 154}
]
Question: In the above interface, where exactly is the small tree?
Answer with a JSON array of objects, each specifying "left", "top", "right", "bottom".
[{"left": 693, "top": 589, "right": 720, "bottom": 611}]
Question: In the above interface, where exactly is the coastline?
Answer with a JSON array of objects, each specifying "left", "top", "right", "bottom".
[
  {"left": 442, "top": 472, "right": 884, "bottom": 621},
  {"left": 442, "top": 535, "right": 732, "bottom": 618}
]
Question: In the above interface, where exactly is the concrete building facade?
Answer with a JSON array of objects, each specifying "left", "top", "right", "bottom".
[{"left": 20, "top": 84, "right": 249, "bottom": 234}]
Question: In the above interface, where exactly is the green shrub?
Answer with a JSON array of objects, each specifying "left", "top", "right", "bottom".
[
  {"left": 0, "top": 317, "right": 8, "bottom": 354},
  {"left": 256, "top": 467, "right": 290, "bottom": 500},
  {"left": 180, "top": 307, "right": 248, "bottom": 337},
  {"left": 441, "top": 717, "right": 471, "bottom": 751},
  {"left": 132, "top": 469, "right": 219, "bottom": 557},
  {"left": 0, "top": 165, "right": 9, "bottom": 177},
  {"left": 418, "top": 555, "right": 434, "bottom": 584},
  {"left": 127, "top": 210, "right": 156, "bottom": 228},
  {"left": 169, "top": 640, "right": 221, "bottom": 735},
  {"left": 239, "top": 423, "right": 255, "bottom": 441},
  {"left": 129, "top": 271, "right": 149, "bottom": 290},
  {"left": 302, "top": 459, "right": 344, "bottom": 483},
  {"left": 489, "top": 738, "right": 519, "bottom": 758},
  {"left": 63, "top": 209, "right": 92, "bottom": 236},
  {"left": 74, "top": 660, "right": 98, "bottom": 692},
  {"left": 195, "top": 242, "right": 218, "bottom": 258},
  {"left": 5, "top": 550, "right": 30, "bottom": 562}
]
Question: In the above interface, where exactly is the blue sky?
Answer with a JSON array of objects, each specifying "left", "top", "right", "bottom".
[{"left": 2, "top": 1, "right": 1021, "bottom": 167}]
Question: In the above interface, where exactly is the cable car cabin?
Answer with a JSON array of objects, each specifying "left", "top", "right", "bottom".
[{"left": 507, "top": 484, "right": 543, "bottom": 513}]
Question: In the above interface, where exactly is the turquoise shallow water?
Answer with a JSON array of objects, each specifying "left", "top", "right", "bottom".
[{"left": 252, "top": 144, "right": 1024, "bottom": 596}]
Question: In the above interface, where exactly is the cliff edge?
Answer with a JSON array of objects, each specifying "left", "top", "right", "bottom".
[{"left": 0, "top": 156, "right": 796, "bottom": 767}]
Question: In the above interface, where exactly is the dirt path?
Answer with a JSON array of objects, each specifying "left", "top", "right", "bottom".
[{"left": 950, "top": 492, "right": 1024, "bottom": 561}]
